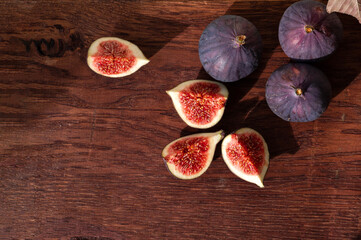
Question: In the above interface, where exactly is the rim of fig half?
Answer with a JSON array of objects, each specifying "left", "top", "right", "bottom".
[
  {"left": 166, "top": 80, "right": 229, "bottom": 129},
  {"left": 87, "top": 37, "right": 149, "bottom": 78},
  {"left": 221, "top": 128, "right": 269, "bottom": 188},
  {"left": 162, "top": 130, "right": 224, "bottom": 180}
]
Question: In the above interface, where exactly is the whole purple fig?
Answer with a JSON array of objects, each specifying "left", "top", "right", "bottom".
[
  {"left": 199, "top": 15, "right": 262, "bottom": 82},
  {"left": 279, "top": 0, "right": 343, "bottom": 61},
  {"left": 266, "top": 63, "right": 332, "bottom": 122}
]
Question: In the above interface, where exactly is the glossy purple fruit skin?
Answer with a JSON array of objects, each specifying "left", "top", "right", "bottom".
[
  {"left": 266, "top": 63, "right": 331, "bottom": 122},
  {"left": 279, "top": 0, "right": 343, "bottom": 61},
  {"left": 199, "top": 15, "right": 262, "bottom": 82}
]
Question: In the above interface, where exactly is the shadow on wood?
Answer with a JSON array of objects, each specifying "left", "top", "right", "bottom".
[
  {"left": 181, "top": 98, "right": 299, "bottom": 160},
  {"left": 315, "top": 15, "right": 361, "bottom": 98},
  {"left": 114, "top": 14, "right": 190, "bottom": 59},
  {"left": 241, "top": 99, "right": 299, "bottom": 158},
  {"left": 352, "top": 233, "right": 361, "bottom": 240}
]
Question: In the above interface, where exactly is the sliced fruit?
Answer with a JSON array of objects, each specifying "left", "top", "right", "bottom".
[
  {"left": 265, "top": 63, "right": 332, "bottom": 122},
  {"left": 166, "top": 80, "right": 228, "bottom": 129},
  {"left": 222, "top": 128, "right": 269, "bottom": 188},
  {"left": 87, "top": 37, "right": 149, "bottom": 78},
  {"left": 162, "top": 130, "right": 224, "bottom": 180}
]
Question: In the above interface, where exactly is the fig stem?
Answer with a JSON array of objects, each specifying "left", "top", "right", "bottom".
[
  {"left": 304, "top": 25, "right": 314, "bottom": 33},
  {"left": 291, "top": 85, "right": 303, "bottom": 96},
  {"left": 236, "top": 35, "right": 246, "bottom": 45}
]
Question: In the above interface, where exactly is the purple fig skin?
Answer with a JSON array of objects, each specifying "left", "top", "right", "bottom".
[
  {"left": 265, "top": 63, "right": 332, "bottom": 122},
  {"left": 199, "top": 15, "right": 263, "bottom": 82},
  {"left": 279, "top": 0, "right": 343, "bottom": 61}
]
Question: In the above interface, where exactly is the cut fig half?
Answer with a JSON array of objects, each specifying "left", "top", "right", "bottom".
[
  {"left": 166, "top": 80, "right": 228, "bottom": 129},
  {"left": 222, "top": 128, "right": 269, "bottom": 188},
  {"left": 162, "top": 130, "right": 224, "bottom": 180},
  {"left": 87, "top": 37, "right": 149, "bottom": 78}
]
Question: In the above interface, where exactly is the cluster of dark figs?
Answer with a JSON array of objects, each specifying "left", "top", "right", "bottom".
[
  {"left": 199, "top": 0, "right": 342, "bottom": 122},
  {"left": 86, "top": 0, "right": 346, "bottom": 187},
  {"left": 162, "top": 0, "right": 345, "bottom": 187}
]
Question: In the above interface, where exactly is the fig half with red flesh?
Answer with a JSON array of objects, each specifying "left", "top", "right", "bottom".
[
  {"left": 87, "top": 37, "right": 149, "bottom": 78},
  {"left": 162, "top": 130, "right": 224, "bottom": 180},
  {"left": 166, "top": 80, "right": 228, "bottom": 129},
  {"left": 222, "top": 128, "right": 269, "bottom": 188}
]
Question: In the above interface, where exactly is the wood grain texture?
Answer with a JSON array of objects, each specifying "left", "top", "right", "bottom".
[{"left": 0, "top": 0, "right": 360, "bottom": 239}]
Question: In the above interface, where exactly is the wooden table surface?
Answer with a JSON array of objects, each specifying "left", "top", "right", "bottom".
[{"left": 0, "top": 0, "right": 360, "bottom": 239}]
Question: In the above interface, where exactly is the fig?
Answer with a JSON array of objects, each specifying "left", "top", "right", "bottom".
[
  {"left": 279, "top": 0, "right": 343, "bottom": 61},
  {"left": 162, "top": 130, "right": 224, "bottom": 180},
  {"left": 265, "top": 63, "right": 332, "bottom": 122},
  {"left": 87, "top": 37, "right": 149, "bottom": 78},
  {"left": 221, "top": 128, "right": 269, "bottom": 188},
  {"left": 199, "top": 15, "right": 263, "bottom": 82},
  {"left": 166, "top": 80, "right": 228, "bottom": 129}
]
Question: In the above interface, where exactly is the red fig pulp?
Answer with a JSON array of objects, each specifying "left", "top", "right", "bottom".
[
  {"left": 162, "top": 130, "right": 224, "bottom": 179},
  {"left": 167, "top": 80, "right": 228, "bottom": 129},
  {"left": 87, "top": 37, "right": 149, "bottom": 78},
  {"left": 222, "top": 128, "right": 269, "bottom": 187}
]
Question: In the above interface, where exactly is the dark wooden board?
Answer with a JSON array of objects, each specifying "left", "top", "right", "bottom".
[{"left": 0, "top": 0, "right": 360, "bottom": 239}]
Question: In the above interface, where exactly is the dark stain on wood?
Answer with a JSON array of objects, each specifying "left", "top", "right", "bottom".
[{"left": 20, "top": 30, "right": 84, "bottom": 58}]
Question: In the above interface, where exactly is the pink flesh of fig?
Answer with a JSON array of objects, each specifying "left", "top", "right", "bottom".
[
  {"left": 225, "top": 133, "right": 265, "bottom": 175},
  {"left": 164, "top": 136, "right": 210, "bottom": 176},
  {"left": 93, "top": 40, "right": 136, "bottom": 75},
  {"left": 179, "top": 82, "right": 226, "bottom": 125}
]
